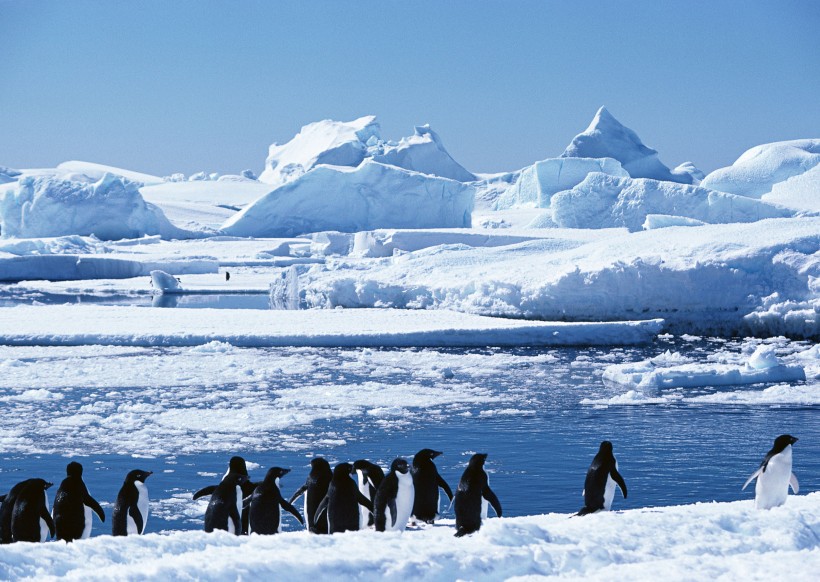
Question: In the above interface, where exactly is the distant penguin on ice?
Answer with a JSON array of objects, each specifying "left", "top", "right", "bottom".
[
  {"left": 374, "top": 458, "right": 415, "bottom": 532},
  {"left": 289, "top": 457, "right": 333, "bottom": 534},
  {"left": 247, "top": 467, "right": 303, "bottom": 534},
  {"left": 743, "top": 434, "right": 799, "bottom": 509},
  {"left": 411, "top": 448, "right": 453, "bottom": 524},
  {"left": 112, "top": 469, "right": 152, "bottom": 536},
  {"left": 52, "top": 462, "right": 106, "bottom": 541},
  {"left": 577, "top": 440, "right": 627, "bottom": 516},
  {"left": 454, "top": 453, "right": 501, "bottom": 537},
  {"left": 314, "top": 462, "right": 373, "bottom": 534},
  {"left": 204, "top": 472, "right": 249, "bottom": 534},
  {"left": 353, "top": 459, "right": 384, "bottom": 529},
  {"left": 10, "top": 479, "right": 54, "bottom": 543}
]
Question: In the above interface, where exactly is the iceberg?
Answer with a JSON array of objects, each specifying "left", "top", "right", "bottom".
[
  {"left": 370, "top": 124, "right": 476, "bottom": 182},
  {"left": 561, "top": 107, "right": 693, "bottom": 183},
  {"left": 222, "top": 161, "right": 475, "bottom": 238}
]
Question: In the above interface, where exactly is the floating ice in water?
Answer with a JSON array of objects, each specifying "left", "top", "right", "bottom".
[
  {"left": 746, "top": 345, "right": 780, "bottom": 370},
  {"left": 150, "top": 270, "right": 183, "bottom": 293}
]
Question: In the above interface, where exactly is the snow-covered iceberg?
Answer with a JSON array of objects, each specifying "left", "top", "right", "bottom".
[
  {"left": 258, "top": 116, "right": 474, "bottom": 186},
  {"left": 0, "top": 173, "right": 185, "bottom": 240},
  {"left": 495, "top": 157, "right": 628, "bottom": 209},
  {"left": 223, "top": 161, "right": 475, "bottom": 238},
  {"left": 550, "top": 172, "right": 796, "bottom": 231},
  {"left": 561, "top": 106, "right": 693, "bottom": 184},
  {"left": 702, "top": 139, "right": 820, "bottom": 198},
  {"left": 56, "top": 160, "right": 165, "bottom": 186}
]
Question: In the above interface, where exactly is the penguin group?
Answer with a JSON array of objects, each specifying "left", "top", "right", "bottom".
[{"left": 0, "top": 434, "right": 801, "bottom": 543}]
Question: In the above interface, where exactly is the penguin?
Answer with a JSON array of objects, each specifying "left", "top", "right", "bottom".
[
  {"left": 313, "top": 462, "right": 374, "bottom": 534},
  {"left": 577, "top": 441, "right": 627, "bottom": 516},
  {"left": 247, "top": 467, "right": 304, "bottom": 534},
  {"left": 112, "top": 470, "right": 152, "bottom": 536},
  {"left": 193, "top": 456, "right": 256, "bottom": 534},
  {"left": 52, "top": 462, "right": 106, "bottom": 541},
  {"left": 352, "top": 459, "right": 384, "bottom": 529},
  {"left": 411, "top": 449, "right": 453, "bottom": 524},
  {"left": 0, "top": 479, "right": 38, "bottom": 544},
  {"left": 204, "top": 473, "right": 249, "bottom": 534},
  {"left": 454, "top": 453, "right": 501, "bottom": 537},
  {"left": 743, "top": 434, "right": 799, "bottom": 509},
  {"left": 10, "top": 479, "right": 54, "bottom": 543},
  {"left": 289, "top": 457, "right": 333, "bottom": 534},
  {"left": 374, "top": 458, "right": 415, "bottom": 532}
]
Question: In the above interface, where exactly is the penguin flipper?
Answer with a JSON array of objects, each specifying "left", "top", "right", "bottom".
[
  {"left": 742, "top": 468, "right": 761, "bottom": 491},
  {"left": 289, "top": 484, "right": 307, "bottom": 505},
  {"left": 85, "top": 495, "right": 106, "bottom": 522},
  {"left": 388, "top": 498, "right": 398, "bottom": 527},
  {"left": 0, "top": 495, "right": 5, "bottom": 503},
  {"left": 313, "top": 497, "right": 329, "bottom": 526},
  {"left": 280, "top": 499, "right": 304, "bottom": 525},
  {"left": 41, "top": 506, "right": 55, "bottom": 537},
  {"left": 437, "top": 474, "right": 454, "bottom": 502},
  {"left": 611, "top": 468, "right": 628, "bottom": 499},
  {"left": 128, "top": 503, "right": 144, "bottom": 535},
  {"left": 355, "top": 490, "right": 374, "bottom": 513},
  {"left": 193, "top": 485, "right": 217, "bottom": 500},
  {"left": 790, "top": 473, "right": 800, "bottom": 494},
  {"left": 483, "top": 487, "right": 502, "bottom": 518}
]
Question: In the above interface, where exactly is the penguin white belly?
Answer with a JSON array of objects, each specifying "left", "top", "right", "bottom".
[
  {"left": 390, "top": 474, "right": 414, "bottom": 532},
  {"left": 82, "top": 505, "right": 93, "bottom": 539},
  {"left": 39, "top": 493, "right": 51, "bottom": 542},
  {"left": 481, "top": 475, "right": 490, "bottom": 520},
  {"left": 129, "top": 481, "right": 149, "bottom": 534},
  {"left": 356, "top": 470, "right": 370, "bottom": 530},
  {"left": 755, "top": 448, "right": 793, "bottom": 509},
  {"left": 227, "top": 485, "right": 242, "bottom": 534},
  {"left": 603, "top": 475, "right": 617, "bottom": 510},
  {"left": 303, "top": 495, "right": 309, "bottom": 530}
]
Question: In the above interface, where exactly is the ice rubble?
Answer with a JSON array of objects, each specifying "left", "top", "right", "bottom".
[
  {"left": 0, "top": 173, "right": 184, "bottom": 240},
  {"left": 0, "top": 494, "right": 818, "bottom": 581},
  {"left": 701, "top": 139, "right": 820, "bottom": 202},
  {"left": 561, "top": 106, "right": 694, "bottom": 183},
  {"left": 259, "top": 116, "right": 474, "bottom": 186},
  {"left": 549, "top": 172, "right": 796, "bottom": 231},
  {"left": 222, "top": 161, "right": 475, "bottom": 238}
]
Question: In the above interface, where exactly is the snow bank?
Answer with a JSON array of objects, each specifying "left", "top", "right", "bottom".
[
  {"left": 0, "top": 173, "right": 185, "bottom": 240},
  {"left": 602, "top": 348, "right": 806, "bottom": 390},
  {"left": 561, "top": 106, "right": 692, "bottom": 183},
  {"left": 351, "top": 229, "right": 542, "bottom": 258},
  {"left": 0, "top": 305, "right": 663, "bottom": 347},
  {"left": 495, "top": 157, "right": 628, "bottom": 209},
  {"left": 222, "top": 161, "right": 475, "bottom": 238},
  {"left": 701, "top": 139, "right": 820, "bottom": 202},
  {"left": 550, "top": 172, "right": 796, "bottom": 231},
  {"left": 56, "top": 161, "right": 165, "bottom": 186},
  {"left": 0, "top": 494, "right": 817, "bottom": 581},
  {"left": 642, "top": 214, "right": 706, "bottom": 230},
  {"left": 296, "top": 218, "right": 820, "bottom": 337},
  {"left": 744, "top": 293, "right": 819, "bottom": 338}
]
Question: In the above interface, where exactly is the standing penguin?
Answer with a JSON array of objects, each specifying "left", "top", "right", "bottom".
[
  {"left": 204, "top": 473, "right": 249, "bottom": 534},
  {"left": 313, "top": 463, "right": 373, "bottom": 534},
  {"left": 374, "top": 458, "right": 415, "bottom": 532},
  {"left": 52, "top": 462, "right": 106, "bottom": 541},
  {"left": 112, "top": 470, "right": 152, "bottom": 536},
  {"left": 743, "top": 434, "right": 799, "bottom": 509},
  {"left": 1, "top": 479, "right": 38, "bottom": 544},
  {"left": 193, "top": 456, "right": 257, "bottom": 534},
  {"left": 247, "top": 467, "right": 303, "bottom": 534},
  {"left": 411, "top": 449, "right": 453, "bottom": 524},
  {"left": 454, "top": 453, "right": 502, "bottom": 537},
  {"left": 11, "top": 479, "right": 54, "bottom": 543},
  {"left": 577, "top": 441, "right": 628, "bottom": 516},
  {"left": 289, "top": 457, "right": 333, "bottom": 534},
  {"left": 352, "top": 459, "right": 384, "bottom": 529}
]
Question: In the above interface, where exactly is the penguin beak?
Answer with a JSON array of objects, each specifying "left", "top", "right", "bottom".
[
  {"left": 432, "top": 451, "right": 443, "bottom": 459},
  {"left": 791, "top": 437, "right": 799, "bottom": 444},
  {"left": 281, "top": 469, "right": 291, "bottom": 476},
  {"left": 45, "top": 482, "right": 53, "bottom": 489}
]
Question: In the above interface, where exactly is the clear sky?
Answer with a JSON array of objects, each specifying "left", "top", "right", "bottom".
[{"left": 1, "top": 0, "right": 818, "bottom": 177}]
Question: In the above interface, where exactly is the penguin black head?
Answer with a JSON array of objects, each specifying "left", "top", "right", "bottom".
[
  {"left": 468, "top": 453, "right": 488, "bottom": 467},
  {"left": 414, "top": 449, "right": 443, "bottom": 463},
  {"left": 126, "top": 470, "right": 153, "bottom": 484},
  {"left": 333, "top": 463, "right": 353, "bottom": 481},
  {"left": 773, "top": 434, "right": 798, "bottom": 452},
  {"left": 28, "top": 478, "right": 52, "bottom": 490},
  {"left": 599, "top": 441, "right": 614, "bottom": 454},
  {"left": 66, "top": 462, "right": 83, "bottom": 477},
  {"left": 264, "top": 467, "right": 290, "bottom": 482},
  {"left": 228, "top": 456, "right": 249, "bottom": 476},
  {"left": 310, "top": 457, "right": 331, "bottom": 471},
  {"left": 390, "top": 458, "right": 410, "bottom": 474},
  {"left": 226, "top": 473, "right": 249, "bottom": 485}
]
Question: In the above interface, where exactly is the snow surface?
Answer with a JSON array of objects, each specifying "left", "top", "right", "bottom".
[
  {"left": 0, "top": 305, "right": 663, "bottom": 348},
  {"left": 223, "top": 161, "right": 475, "bottom": 238},
  {"left": 561, "top": 107, "right": 692, "bottom": 184},
  {"left": 0, "top": 494, "right": 818, "bottom": 581},
  {"left": 55, "top": 161, "right": 165, "bottom": 186},
  {"left": 701, "top": 139, "right": 820, "bottom": 202}
]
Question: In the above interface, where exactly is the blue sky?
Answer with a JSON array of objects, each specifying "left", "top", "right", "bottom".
[{"left": 1, "top": 0, "right": 818, "bottom": 177}]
